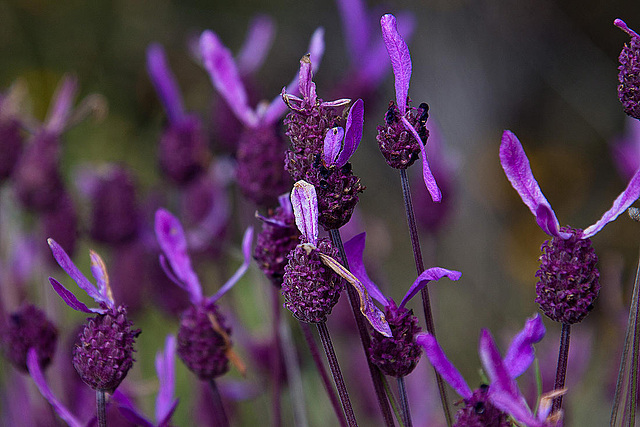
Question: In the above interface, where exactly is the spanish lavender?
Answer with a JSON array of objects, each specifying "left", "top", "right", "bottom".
[{"left": 615, "top": 19, "right": 640, "bottom": 120}]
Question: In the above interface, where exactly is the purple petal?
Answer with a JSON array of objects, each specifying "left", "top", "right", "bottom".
[
  {"left": 298, "top": 55, "right": 317, "bottom": 107},
  {"left": 489, "top": 388, "right": 544, "bottom": 427},
  {"left": 401, "top": 116, "right": 442, "bottom": 202},
  {"left": 583, "top": 167, "right": 640, "bottom": 238},
  {"left": 236, "top": 15, "right": 275, "bottom": 75},
  {"left": 157, "top": 401, "right": 179, "bottom": 427},
  {"left": 343, "top": 232, "right": 388, "bottom": 306},
  {"left": 399, "top": 267, "right": 461, "bottom": 309},
  {"left": 499, "top": 130, "right": 569, "bottom": 238},
  {"left": 504, "top": 314, "right": 546, "bottom": 378},
  {"left": 111, "top": 391, "right": 154, "bottom": 427},
  {"left": 291, "top": 181, "right": 318, "bottom": 246},
  {"left": 415, "top": 333, "right": 472, "bottom": 399},
  {"left": 478, "top": 329, "right": 519, "bottom": 397},
  {"left": 381, "top": 14, "right": 411, "bottom": 115},
  {"left": 146, "top": 44, "right": 186, "bottom": 124},
  {"left": 89, "top": 250, "right": 115, "bottom": 308},
  {"left": 336, "top": 0, "right": 369, "bottom": 61},
  {"left": 47, "top": 238, "right": 105, "bottom": 305},
  {"left": 154, "top": 209, "right": 203, "bottom": 304},
  {"left": 615, "top": 19, "right": 640, "bottom": 39},
  {"left": 318, "top": 252, "right": 391, "bottom": 337},
  {"left": 45, "top": 75, "right": 78, "bottom": 134},
  {"left": 278, "top": 193, "right": 293, "bottom": 218},
  {"left": 159, "top": 254, "right": 190, "bottom": 292},
  {"left": 323, "top": 127, "right": 345, "bottom": 167},
  {"left": 27, "top": 349, "right": 83, "bottom": 427},
  {"left": 335, "top": 98, "right": 364, "bottom": 167},
  {"left": 264, "top": 27, "right": 325, "bottom": 124},
  {"left": 199, "top": 30, "right": 258, "bottom": 128},
  {"left": 209, "top": 226, "right": 253, "bottom": 304},
  {"left": 155, "top": 335, "right": 177, "bottom": 424},
  {"left": 48, "top": 277, "right": 103, "bottom": 314}
]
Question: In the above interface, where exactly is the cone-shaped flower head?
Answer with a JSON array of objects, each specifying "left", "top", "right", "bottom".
[
  {"left": 345, "top": 232, "right": 461, "bottom": 377},
  {"left": 615, "top": 19, "right": 640, "bottom": 120},
  {"left": 283, "top": 181, "right": 392, "bottom": 335},
  {"left": 417, "top": 314, "right": 561, "bottom": 427},
  {"left": 2, "top": 303, "right": 58, "bottom": 372},
  {"left": 377, "top": 14, "right": 441, "bottom": 202},
  {"left": 0, "top": 81, "right": 26, "bottom": 182},
  {"left": 47, "top": 239, "right": 140, "bottom": 392},
  {"left": 155, "top": 208, "right": 253, "bottom": 380},
  {"left": 114, "top": 335, "right": 179, "bottom": 427},
  {"left": 200, "top": 28, "right": 324, "bottom": 206},
  {"left": 500, "top": 130, "right": 640, "bottom": 324},
  {"left": 254, "top": 193, "right": 301, "bottom": 287},
  {"left": 147, "top": 44, "right": 207, "bottom": 185}
]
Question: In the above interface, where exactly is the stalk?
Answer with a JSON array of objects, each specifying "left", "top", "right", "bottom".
[
  {"left": 330, "top": 228, "right": 396, "bottom": 427},
  {"left": 209, "top": 379, "right": 230, "bottom": 427},
  {"left": 397, "top": 377, "right": 413, "bottom": 427},
  {"left": 96, "top": 389, "right": 107, "bottom": 427},
  {"left": 398, "top": 169, "right": 452, "bottom": 426},
  {"left": 270, "top": 286, "right": 283, "bottom": 427},
  {"left": 301, "top": 323, "right": 348, "bottom": 427},
  {"left": 552, "top": 324, "right": 571, "bottom": 413},
  {"left": 316, "top": 322, "right": 358, "bottom": 427}
]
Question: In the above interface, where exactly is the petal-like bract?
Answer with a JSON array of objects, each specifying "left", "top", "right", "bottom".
[
  {"left": 416, "top": 333, "right": 473, "bottom": 399},
  {"left": 381, "top": 14, "right": 411, "bottom": 115},
  {"left": 399, "top": 267, "right": 461, "bottom": 309},
  {"left": 503, "top": 314, "right": 545, "bottom": 378},
  {"left": 291, "top": 180, "right": 318, "bottom": 246}
]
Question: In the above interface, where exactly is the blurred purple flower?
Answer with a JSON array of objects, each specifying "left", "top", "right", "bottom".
[
  {"left": 611, "top": 116, "right": 640, "bottom": 180},
  {"left": 615, "top": 19, "right": 640, "bottom": 120},
  {"left": 344, "top": 231, "right": 460, "bottom": 377},
  {"left": 0, "top": 81, "right": 26, "bottom": 182},
  {"left": 417, "top": 314, "right": 561, "bottom": 427}
]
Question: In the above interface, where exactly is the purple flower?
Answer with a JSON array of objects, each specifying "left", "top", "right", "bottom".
[
  {"left": 611, "top": 116, "right": 640, "bottom": 180},
  {"left": 0, "top": 81, "right": 26, "bottom": 182},
  {"left": 333, "top": 0, "right": 415, "bottom": 99},
  {"left": 147, "top": 44, "right": 207, "bottom": 185},
  {"left": 417, "top": 314, "right": 561, "bottom": 427},
  {"left": 379, "top": 13, "right": 441, "bottom": 202},
  {"left": 500, "top": 130, "right": 640, "bottom": 323},
  {"left": 284, "top": 181, "right": 391, "bottom": 335},
  {"left": 114, "top": 335, "right": 179, "bottom": 427},
  {"left": 344, "top": 232, "right": 461, "bottom": 377},
  {"left": 47, "top": 239, "right": 140, "bottom": 391},
  {"left": 155, "top": 208, "right": 253, "bottom": 379},
  {"left": 199, "top": 27, "right": 324, "bottom": 206},
  {"left": 615, "top": 19, "right": 640, "bottom": 120}
]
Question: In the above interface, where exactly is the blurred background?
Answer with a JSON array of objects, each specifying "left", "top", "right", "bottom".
[{"left": 2, "top": 0, "right": 640, "bottom": 425}]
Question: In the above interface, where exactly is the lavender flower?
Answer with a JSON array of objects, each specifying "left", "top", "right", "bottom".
[
  {"left": 47, "top": 239, "right": 141, "bottom": 392},
  {"left": 344, "top": 232, "right": 461, "bottom": 377},
  {"left": 114, "top": 335, "right": 179, "bottom": 427},
  {"left": 283, "top": 181, "right": 391, "bottom": 336},
  {"left": 147, "top": 44, "right": 207, "bottom": 185},
  {"left": 417, "top": 314, "right": 562, "bottom": 427},
  {"left": 155, "top": 208, "right": 253, "bottom": 380},
  {"left": 254, "top": 193, "right": 301, "bottom": 287},
  {"left": 377, "top": 13, "right": 441, "bottom": 202},
  {"left": 199, "top": 27, "right": 324, "bottom": 207},
  {"left": 500, "top": 130, "right": 640, "bottom": 324},
  {"left": 615, "top": 19, "right": 640, "bottom": 120},
  {"left": 2, "top": 303, "right": 58, "bottom": 372},
  {"left": 0, "top": 81, "right": 25, "bottom": 182}
]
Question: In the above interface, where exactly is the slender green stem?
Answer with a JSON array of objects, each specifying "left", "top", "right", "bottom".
[
  {"left": 382, "top": 374, "right": 404, "bottom": 427},
  {"left": 330, "top": 229, "right": 396, "bottom": 427},
  {"left": 96, "top": 389, "right": 107, "bottom": 427},
  {"left": 316, "top": 322, "right": 358, "bottom": 427},
  {"left": 397, "top": 377, "right": 413, "bottom": 427},
  {"left": 398, "top": 169, "right": 452, "bottom": 426},
  {"left": 552, "top": 324, "right": 571, "bottom": 413}
]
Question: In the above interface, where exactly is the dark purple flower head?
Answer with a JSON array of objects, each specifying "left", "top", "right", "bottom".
[
  {"left": 615, "top": 19, "right": 640, "bottom": 120},
  {"left": 47, "top": 239, "right": 140, "bottom": 392},
  {"left": 345, "top": 232, "right": 460, "bottom": 376},
  {"left": 417, "top": 314, "right": 561, "bottom": 427},
  {"left": 155, "top": 209, "right": 252, "bottom": 380},
  {"left": 114, "top": 335, "right": 179, "bottom": 427},
  {"left": 0, "top": 82, "right": 26, "bottom": 181},
  {"left": 2, "top": 303, "right": 58, "bottom": 372},
  {"left": 147, "top": 44, "right": 208, "bottom": 185},
  {"left": 41, "top": 190, "right": 79, "bottom": 258},
  {"left": 380, "top": 14, "right": 441, "bottom": 202},
  {"left": 376, "top": 101, "right": 427, "bottom": 169},
  {"left": 500, "top": 130, "right": 640, "bottom": 322},
  {"left": 199, "top": 28, "right": 324, "bottom": 206},
  {"left": 254, "top": 194, "right": 301, "bottom": 287}
]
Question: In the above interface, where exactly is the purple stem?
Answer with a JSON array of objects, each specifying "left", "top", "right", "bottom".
[
  {"left": 97, "top": 389, "right": 107, "bottom": 427},
  {"left": 301, "top": 323, "right": 348, "bottom": 427},
  {"left": 552, "top": 323, "right": 571, "bottom": 412},
  {"left": 209, "top": 379, "right": 230, "bottom": 427},
  {"left": 398, "top": 168, "right": 452, "bottom": 426},
  {"left": 397, "top": 377, "right": 413, "bottom": 427},
  {"left": 271, "top": 286, "right": 283, "bottom": 427},
  {"left": 316, "top": 322, "right": 358, "bottom": 427},
  {"left": 329, "top": 228, "right": 395, "bottom": 427}
]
